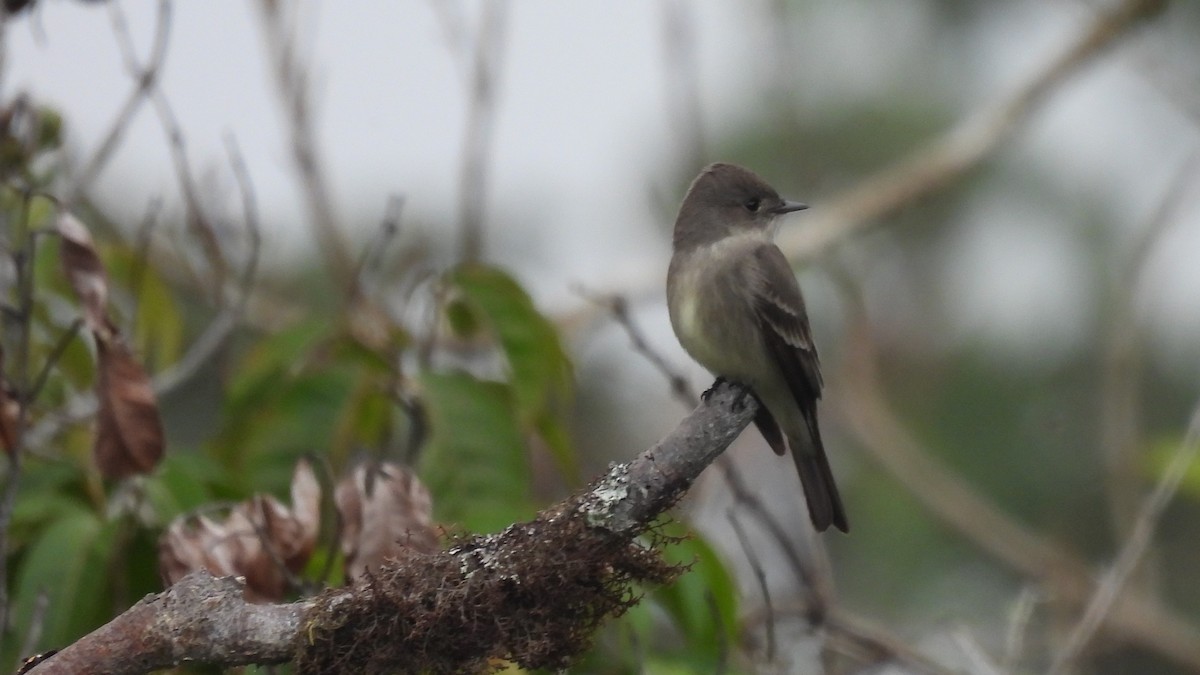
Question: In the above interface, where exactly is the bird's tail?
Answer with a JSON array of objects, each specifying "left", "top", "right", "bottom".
[{"left": 789, "top": 431, "right": 849, "bottom": 533}]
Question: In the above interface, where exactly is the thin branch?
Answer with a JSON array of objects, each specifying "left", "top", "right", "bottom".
[
  {"left": 1099, "top": 152, "right": 1199, "bottom": 550},
  {"left": 223, "top": 132, "right": 264, "bottom": 315},
  {"left": 834, "top": 302, "right": 1200, "bottom": 670},
  {"left": 951, "top": 626, "right": 1004, "bottom": 675},
  {"left": 0, "top": 191, "right": 37, "bottom": 638},
  {"left": 26, "top": 318, "right": 83, "bottom": 402},
  {"left": 67, "top": 0, "right": 173, "bottom": 203},
  {"left": 727, "top": 510, "right": 776, "bottom": 664},
  {"left": 1001, "top": 587, "right": 1040, "bottom": 673},
  {"left": 452, "top": 1, "right": 509, "bottom": 263},
  {"left": 776, "top": 0, "right": 1167, "bottom": 260},
  {"left": 256, "top": 0, "right": 355, "bottom": 290},
  {"left": 148, "top": 91, "right": 228, "bottom": 295},
  {"left": 1047, "top": 401, "right": 1200, "bottom": 675}
]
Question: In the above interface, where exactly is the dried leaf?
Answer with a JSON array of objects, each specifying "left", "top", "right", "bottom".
[
  {"left": 158, "top": 459, "right": 323, "bottom": 602},
  {"left": 335, "top": 461, "right": 438, "bottom": 582},
  {"left": 56, "top": 211, "right": 110, "bottom": 333},
  {"left": 94, "top": 334, "right": 164, "bottom": 479}
]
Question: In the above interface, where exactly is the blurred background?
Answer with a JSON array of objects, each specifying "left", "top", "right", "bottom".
[{"left": 2, "top": 0, "right": 1200, "bottom": 673}]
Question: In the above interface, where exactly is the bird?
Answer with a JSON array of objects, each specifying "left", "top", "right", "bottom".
[{"left": 666, "top": 162, "right": 847, "bottom": 533}]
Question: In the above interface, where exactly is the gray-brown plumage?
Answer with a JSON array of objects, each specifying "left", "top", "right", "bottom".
[{"left": 666, "top": 162, "right": 847, "bottom": 533}]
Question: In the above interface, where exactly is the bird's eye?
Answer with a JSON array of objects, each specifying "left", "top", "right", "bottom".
[{"left": 743, "top": 198, "right": 761, "bottom": 212}]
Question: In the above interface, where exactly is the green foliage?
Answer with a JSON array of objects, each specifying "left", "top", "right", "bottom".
[
  {"left": 579, "top": 525, "right": 742, "bottom": 673},
  {"left": 447, "top": 264, "right": 579, "bottom": 483},
  {"left": 10, "top": 507, "right": 115, "bottom": 654},
  {"left": 419, "top": 370, "right": 535, "bottom": 533}
]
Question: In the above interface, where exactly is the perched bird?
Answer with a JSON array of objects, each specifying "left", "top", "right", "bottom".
[{"left": 666, "top": 163, "right": 847, "bottom": 532}]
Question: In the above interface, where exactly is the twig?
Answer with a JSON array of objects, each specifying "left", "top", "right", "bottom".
[
  {"left": 822, "top": 606, "right": 959, "bottom": 675},
  {"left": 835, "top": 300, "right": 1200, "bottom": 669},
  {"left": 26, "top": 318, "right": 83, "bottom": 402},
  {"left": 1047, "top": 401, "right": 1200, "bottom": 675},
  {"left": 67, "top": 0, "right": 172, "bottom": 203},
  {"left": 1099, "top": 152, "right": 1199, "bottom": 550},
  {"left": 149, "top": 91, "right": 228, "bottom": 295},
  {"left": 451, "top": 1, "right": 509, "bottom": 263},
  {"left": 256, "top": 0, "right": 355, "bottom": 290},
  {"left": 777, "top": 0, "right": 1167, "bottom": 260},
  {"left": 727, "top": 510, "right": 776, "bottom": 663},
  {"left": 0, "top": 191, "right": 37, "bottom": 638},
  {"left": 223, "top": 132, "right": 264, "bottom": 315},
  {"left": 127, "top": 198, "right": 163, "bottom": 331},
  {"left": 951, "top": 626, "right": 1004, "bottom": 675},
  {"left": 1001, "top": 587, "right": 1040, "bottom": 673}
]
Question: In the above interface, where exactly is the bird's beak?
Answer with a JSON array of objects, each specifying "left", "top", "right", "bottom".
[{"left": 770, "top": 199, "right": 808, "bottom": 215}]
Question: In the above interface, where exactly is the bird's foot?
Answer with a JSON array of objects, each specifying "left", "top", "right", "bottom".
[{"left": 701, "top": 376, "right": 729, "bottom": 402}]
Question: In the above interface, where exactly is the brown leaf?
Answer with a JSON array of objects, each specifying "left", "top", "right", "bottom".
[
  {"left": 56, "top": 211, "right": 111, "bottom": 333},
  {"left": 335, "top": 460, "right": 438, "bottom": 582},
  {"left": 94, "top": 333, "right": 164, "bottom": 479},
  {"left": 158, "top": 459, "right": 323, "bottom": 602}
]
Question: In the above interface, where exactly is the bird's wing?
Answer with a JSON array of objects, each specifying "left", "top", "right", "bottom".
[{"left": 745, "top": 244, "right": 824, "bottom": 436}]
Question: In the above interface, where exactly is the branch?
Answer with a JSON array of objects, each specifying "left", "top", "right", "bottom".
[
  {"left": 29, "top": 381, "right": 758, "bottom": 674},
  {"left": 1048, "top": 401, "right": 1200, "bottom": 674},
  {"left": 777, "top": 0, "right": 1166, "bottom": 260},
  {"left": 835, "top": 310, "right": 1200, "bottom": 671}
]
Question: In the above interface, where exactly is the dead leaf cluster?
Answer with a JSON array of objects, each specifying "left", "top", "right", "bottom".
[{"left": 159, "top": 459, "right": 439, "bottom": 602}]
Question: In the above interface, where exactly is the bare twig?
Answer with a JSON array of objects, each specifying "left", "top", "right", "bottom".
[
  {"left": 67, "top": 0, "right": 173, "bottom": 203},
  {"left": 822, "top": 606, "right": 959, "bottom": 675},
  {"left": 952, "top": 626, "right": 1004, "bottom": 675},
  {"left": 256, "top": 0, "right": 355, "bottom": 289},
  {"left": 777, "top": 0, "right": 1167, "bottom": 260},
  {"left": 223, "top": 133, "right": 264, "bottom": 314},
  {"left": 0, "top": 192, "right": 37, "bottom": 638},
  {"left": 1001, "top": 587, "right": 1040, "bottom": 673},
  {"left": 451, "top": 1, "right": 509, "bottom": 263},
  {"left": 149, "top": 92, "right": 228, "bottom": 295},
  {"left": 727, "top": 510, "right": 776, "bottom": 663},
  {"left": 835, "top": 303, "right": 1200, "bottom": 670},
  {"left": 128, "top": 198, "right": 164, "bottom": 330},
  {"left": 1047, "top": 401, "right": 1200, "bottom": 675},
  {"left": 1099, "top": 153, "right": 1199, "bottom": 551}
]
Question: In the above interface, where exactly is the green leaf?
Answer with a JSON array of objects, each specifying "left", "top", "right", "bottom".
[
  {"left": 143, "top": 451, "right": 230, "bottom": 522},
  {"left": 11, "top": 507, "right": 116, "bottom": 652},
  {"left": 446, "top": 263, "right": 578, "bottom": 483},
  {"left": 447, "top": 264, "right": 572, "bottom": 423},
  {"left": 650, "top": 528, "right": 739, "bottom": 658},
  {"left": 1147, "top": 435, "right": 1200, "bottom": 500},
  {"left": 418, "top": 370, "right": 533, "bottom": 533}
]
